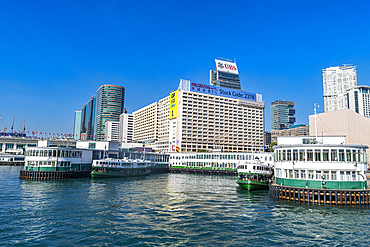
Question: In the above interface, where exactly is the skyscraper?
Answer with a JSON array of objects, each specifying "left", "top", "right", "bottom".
[
  {"left": 80, "top": 104, "right": 87, "bottom": 134},
  {"left": 210, "top": 58, "right": 241, "bottom": 90},
  {"left": 347, "top": 85, "right": 370, "bottom": 118},
  {"left": 322, "top": 65, "right": 357, "bottom": 112},
  {"left": 73, "top": 110, "right": 82, "bottom": 140},
  {"left": 94, "top": 85, "right": 125, "bottom": 141},
  {"left": 271, "top": 100, "right": 295, "bottom": 130},
  {"left": 86, "top": 96, "right": 96, "bottom": 140}
]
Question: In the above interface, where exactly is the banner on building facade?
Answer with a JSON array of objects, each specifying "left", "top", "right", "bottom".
[
  {"left": 190, "top": 82, "right": 256, "bottom": 101},
  {"left": 169, "top": 91, "right": 178, "bottom": 119}
]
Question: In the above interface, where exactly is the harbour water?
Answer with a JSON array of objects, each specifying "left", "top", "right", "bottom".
[{"left": 1, "top": 166, "right": 370, "bottom": 246}]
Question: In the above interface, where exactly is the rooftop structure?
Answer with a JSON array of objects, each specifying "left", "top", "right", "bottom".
[{"left": 210, "top": 58, "right": 241, "bottom": 90}]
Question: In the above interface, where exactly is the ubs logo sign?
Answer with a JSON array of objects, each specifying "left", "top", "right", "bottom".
[
  {"left": 217, "top": 62, "right": 237, "bottom": 71},
  {"left": 217, "top": 62, "right": 224, "bottom": 70}
]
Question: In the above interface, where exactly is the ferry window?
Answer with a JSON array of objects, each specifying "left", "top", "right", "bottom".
[
  {"left": 314, "top": 150, "right": 321, "bottom": 161},
  {"left": 253, "top": 166, "right": 256, "bottom": 170},
  {"left": 282, "top": 150, "right": 286, "bottom": 161},
  {"left": 352, "top": 171, "right": 356, "bottom": 181},
  {"left": 300, "top": 170, "right": 306, "bottom": 179},
  {"left": 331, "top": 150, "right": 338, "bottom": 161},
  {"left": 315, "top": 171, "right": 322, "bottom": 180},
  {"left": 289, "top": 170, "right": 293, "bottom": 178},
  {"left": 276, "top": 168, "right": 281, "bottom": 177},
  {"left": 277, "top": 151, "right": 281, "bottom": 161},
  {"left": 346, "top": 171, "right": 351, "bottom": 181},
  {"left": 293, "top": 150, "right": 298, "bottom": 161},
  {"left": 339, "top": 150, "right": 345, "bottom": 162},
  {"left": 346, "top": 150, "right": 352, "bottom": 162},
  {"left": 299, "top": 150, "right": 305, "bottom": 161},
  {"left": 306, "top": 150, "right": 313, "bottom": 161},
  {"left": 323, "top": 171, "right": 329, "bottom": 180},
  {"left": 323, "top": 150, "right": 329, "bottom": 161},
  {"left": 331, "top": 171, "right": 337, "bottom": 180},
  {"left": 294, "top": 170, "right": 299, "bottom": 179},
  {"left": 52, "top": 150, "right": 56, "bottom": 157},
  {"left": 284, "top": 169, "right": 288, "bottom": 178},
  {"left": 287, "top": 150, "right": 292, "bottom": 161},
  {"left": 48, "top": 150, "right": 52, "bottom": 157},
  {"left": 353, "top": 150, "right": 358, "bottom": 162}
]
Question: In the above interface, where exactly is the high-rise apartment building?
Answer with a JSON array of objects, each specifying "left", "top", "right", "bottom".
[
  {"left": 133, "top": 79, "right": 264, "bottom": 152},
  {"left": 119, "top": 113, "right": 133, "bottom": 142},
  {"left": 322, "top": 65, "right": 357, "bottom": 112},
  {"left": 94, "top": 85, "right": 125, "bottom": 141},
  {"left": 347, "top": 85, "right": 370, "bottom": 118},
  {"left": 73, "top": 111, "right": 82, "bottom": 140},
  {"left": 271, "top": 100, "right": 295, "bottom": 130},
  {"left": 210, "top": 58, "right": 241, "bottom": 90}
]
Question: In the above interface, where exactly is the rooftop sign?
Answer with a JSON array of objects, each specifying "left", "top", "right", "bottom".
[{"left": 215, "top": 59, "right": 239, "bottom": 75}]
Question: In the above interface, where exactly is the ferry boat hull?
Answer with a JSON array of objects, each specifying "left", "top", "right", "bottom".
[
  {"left": 91, "top": 168, "right": 151, "bottom": 178},
  {"left": 237, "top": 180, "right": 269, "bottom": 191}
]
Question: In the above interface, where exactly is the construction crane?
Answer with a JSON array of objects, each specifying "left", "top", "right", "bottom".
[
  {"left": 10, "top": 116, "right": 15, "bottom": 133},
  {"left": 17, "top": 122, "right": 23, "bottom": 132},
  {"left": 0, "top": 115, "right": 7, "bottom": 132}
]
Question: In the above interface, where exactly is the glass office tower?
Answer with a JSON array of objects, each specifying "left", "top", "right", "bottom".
[{"left": 94, "top": 85, "right": 125, "bottom": 141}]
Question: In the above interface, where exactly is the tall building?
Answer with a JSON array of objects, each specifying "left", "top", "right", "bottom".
[
  {"left": 94, "top": 85, "right": 125, "bottom": 141},
  {"left": 86, "top": 96, "right": 96, "bottom": 140},
  {"left": 347, "top": 86, "right": 370, "bottom": 118},
  {"left": 271, "top": 100, "right": 295, "bottom": 130},
  {"left": 119, "top": 113, "right": 133, "bottom": 143},
  {"left": 210, "top": 58, "right": 241, "bottom": 90},
  {"left": 133, "top": 79, "right": 264, "bottom": 153},
  {"left": 105, "top": 121, "right": 120, "bottom": 141},
  {"left": 80, "top": 104, "right": 87, "bottom": 134},
  {"left": 73, "top": 111, "right": 82, "bottom": 140},
  {"left": 322, "top": 65, "right": 357, "bottom": 112}
]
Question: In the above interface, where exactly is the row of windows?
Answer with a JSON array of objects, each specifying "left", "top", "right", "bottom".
[
  {"left": 27, "top": 161, "right": 71, "bottom": 167},
  {"left": 170, "top": 154, "right": 272, "bottom": 161},
  {"left": 276, "top": 168, "right": 362, "bottom": 181},
  {"left": 275, "top": 148, "right": 367, "bottom": 163},
  {"left": 26, "top": 149, "right": 82, "bottom": 158}
]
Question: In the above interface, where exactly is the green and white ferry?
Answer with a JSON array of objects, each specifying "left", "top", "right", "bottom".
[
  {"left": 237, "top": 157, "right": 273, "bottom": 191},
  {"left": 91, "top": 158, "right": 151, "bottom": 178},
  {"left": 273, "top": 135, "right": 368, "bottom": 190}
]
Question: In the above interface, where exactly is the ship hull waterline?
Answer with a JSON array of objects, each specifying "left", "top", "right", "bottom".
[
  {"left": 91, "top": 169, "right": 151, "bottom": 178},
  {"left": 237, "top": 180, "right": 269, "bottom": 191}
]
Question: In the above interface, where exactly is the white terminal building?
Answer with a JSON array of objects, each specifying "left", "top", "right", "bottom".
[
  {"left": 133, "top": 79, "right": 265, "bottom": 153},
  {"left": 322, "top": 65, "right": 357, "bottom": 112}
]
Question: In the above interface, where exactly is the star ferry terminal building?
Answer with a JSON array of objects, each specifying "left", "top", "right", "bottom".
[{"left": 133, "top": 79, "right": 265, "bottom": 153}]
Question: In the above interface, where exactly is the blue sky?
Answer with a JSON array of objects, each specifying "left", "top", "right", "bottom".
[{"left": 1, "top": 0, "right": 370, "bottom": 134}]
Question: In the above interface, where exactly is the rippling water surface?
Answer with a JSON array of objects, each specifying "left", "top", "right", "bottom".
[{"left": 1, "top": 166, "right": 370, "bottom": 246}]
